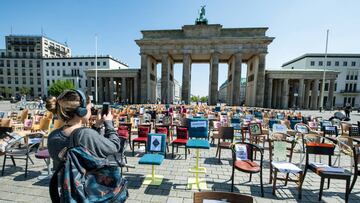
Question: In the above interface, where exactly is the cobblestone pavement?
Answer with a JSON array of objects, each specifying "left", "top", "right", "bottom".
[{"left": 0, "top": 108, "right": 360, "bottom": 203}]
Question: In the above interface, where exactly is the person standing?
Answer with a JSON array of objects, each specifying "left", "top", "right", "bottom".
[{"left": 344, "top": 102, "right": 352, "bottom": 118}]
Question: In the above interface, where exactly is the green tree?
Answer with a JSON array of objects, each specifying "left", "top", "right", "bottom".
[
  {"left": 190, "top": 95, "right": 200, "bottom": 102},
  {"left": 0, "top": 87, "right": 12, "bottom": 98},
  {"left": 19, "top": 87, "right": 31, "bottom": 95},
  {"left": 48, "top": 80, "right": 75, "bottom": 97},
  {"left": 200, "top": 96, "right": 208, "bottom": 103}
]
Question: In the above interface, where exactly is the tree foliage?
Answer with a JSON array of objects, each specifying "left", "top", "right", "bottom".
[
  {"left": 48, "top": 80, "right": 75, "bottom": 97},
  {"left": 190, "top": 95, "right": 200, "bottom": 102},
  {"left": 200, "top": 96, "right": 208, "bottom": 103},
  {"left": 19, "top": 87, "right": 31, "bottom": 95}
]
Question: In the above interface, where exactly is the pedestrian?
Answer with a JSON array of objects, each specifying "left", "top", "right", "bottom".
[
  {"left": 38, "top": 97, "right": 44, "bottom": 109},
  {"left": 344, "top": 102, "right": 352, "bottom": 118}
]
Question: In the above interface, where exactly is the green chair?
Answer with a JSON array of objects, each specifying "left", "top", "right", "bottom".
[{"left": 138, "top": 133, "right": 166, "bottom": 185}]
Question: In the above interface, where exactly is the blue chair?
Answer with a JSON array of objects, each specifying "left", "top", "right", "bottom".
[
  {"left": 254, "top": 111, "right": 263, "bottom": 119},
  {"left": 268, "top": 119, "right": 279, "bottom": 130},
  {"left": 186, "top": 118, "right": 210, "bottom": 190},
  {"left": 290, "top": 119, "right": 302, "bottom": 130},
  {"left": 138, "top": 133, "right": 166, "bottom": 185},
  {"left": 214, "top": 106, "right": 221, "bottom": 112}
]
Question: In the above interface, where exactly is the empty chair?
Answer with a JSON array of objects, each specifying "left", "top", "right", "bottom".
[
  {"left": 171, "top": 126, "right": 189, "bottom": 158},
  {"left": 215, "top": 126, "right": 234, "bottom": 162},
  {"left": 132, "top": 125, "right": 151, "bottom": 156}
]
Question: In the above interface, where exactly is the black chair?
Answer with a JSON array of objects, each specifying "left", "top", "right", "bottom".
[
  {"left": 2, "top": 132, "right": 44, "bottom": 178},
  {"left": 302, "top": 139, "right": 352, "bottom": 202}
]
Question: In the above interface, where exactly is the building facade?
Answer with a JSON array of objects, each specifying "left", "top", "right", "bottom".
[
  {"left": 0, "top": 35, "right": 71, "bottom": 98},
  {"left": 282, "top": 54, "right": 360, "bottom": 108},
  {"left": 156, "top": 78, "right": 181, "bottom": 103},
  {"left": 218, "top": 78, "right": 246, "bottom": 104},
  {"left": 42, "top": 56, "right": 127, "bottom": 96}
]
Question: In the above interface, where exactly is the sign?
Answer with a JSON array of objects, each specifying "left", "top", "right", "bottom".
[
  {"left": 272, "top": 124, "right": 288, "bottom": 133},
  {"left": 150, "top": 135, "right": 162, "bottom": 152},
  {"left": 235, "top": 144, "right": 248, "bottom": 160},
  {"left": 296, "top": 125, "right": 309, "bottom": 134},
  {"left": 191, "top": 121, "right": 207, "bottom": 128}
]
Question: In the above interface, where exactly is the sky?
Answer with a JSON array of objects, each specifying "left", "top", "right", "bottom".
[{"left": 1, "top": 0, "right": 360, "bottom": 96}]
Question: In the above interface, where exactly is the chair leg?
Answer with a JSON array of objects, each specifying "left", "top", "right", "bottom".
[
  {"left": 327, "top": 178, "right": 330, "bottom": 189},
  {"left": 346, "top": 178, "right": 350, "bottom": 203},
  {"left": 29, "top": 156, "right": 34, "bottom": 165},
  {"left": 285, "top": 173, "right": 289, "bottom": 186},
  {"left": 185, "top": 146, "right": 187, "bottom": 159},
  {"left": 25, "top": 154, "right": 29, "bottom": 178},
  {"left": 176, "top": 145, "right": 179, "bottom": 153},
  {"left": 298, "top": 172, "right": 303, "bottom": 199},
  {"left": 132, "top": 141, "right": 135, "bottom": 156},
  {"left": 2, "top": 155, "right": 7, "bottom": 176},
  {"left": 215, "top": 146, "right": 219, "bottom": 157},
  {"left": 10, "top": 156, "right": 16, "bottom": 166},
  {"left": 272, "top": 170, "right": 277, "bottom": 196},
  {"left": 350, "top": 173, "right": 358, "bottom": 193},
  {"left": 249, "top": 173, "right": 252, "bottom": 182},
  {"left": 231, "top": 166, "right": 235, "bottom": 192},
  {"left": 218, "top": 147, "right": 221, "bottom": 162},
  {"left": 260, "top": 169, "right": 264, "bottom": 197},
  {"left": 172, "top": 144, "right": 175, "bottom": 158},
  {"left": 269, "top": 165, "right": 273, "bottom": 184},
  {"left": 319, "top": 177, "right": 325, "bottom": 201}
]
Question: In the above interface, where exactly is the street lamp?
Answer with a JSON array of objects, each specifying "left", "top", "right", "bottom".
[
  {"left": 319, "top": 29, "right": 329, "bottom": 112},
  {"left": 95, "top": 34, "right": 98, "bottom": 104}
]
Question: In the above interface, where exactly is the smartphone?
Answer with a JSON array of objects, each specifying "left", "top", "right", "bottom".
[
  {"left": 102, "top": 102, "right": 110, "bottom": 116},
  {"left": 91, "top": 107, "right": 98, "bottom": 115}
]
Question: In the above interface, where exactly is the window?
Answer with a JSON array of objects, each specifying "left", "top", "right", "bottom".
[
  {"left": 57, "top": 70, "right": 60, "bottom": 76},
  {"left": 346, "top": 75, "right": 349, "bottom": 80},
  {"left": 73, "top": 62, "right": 77, "bottom": 66},
  {"left": 343, "top": 61, "right": 348, "bottom": 66},
  {"left": 355, "top": 75, "right": 358, "bottom": 80},
  {"left": 351, "top": 61, "right": 356, "bottom": 66},
  {"left": 15, "top": 78, "right": 18, "bottom": 84},
  {"left": 91, "top": 62, "right": 94, "bottom": 66},
  {"left": 46, "top": 62, "right": 49, "bottom": 66},
  {"left": 47, "top": 80, "right": 50, "bottom": 86},
  {"left": 63, "top": 70, "right": 66, "bottom": 75},
  {"left": 22, "top": 69, "right": 25, "bottom": 75},
  {"left": 7, "top": 77, "right": 11, "bottom": 84},
  {"left": 29, "top": 69, "right": 33, "bottom": 76},
  {"left": 334, "top": 83, "right": 337, "bottom": 91},
  {"left": 57, "top": 62, "right": 60, "bottom": 66},
  {"left": 29, "top": 61, "right": 33, "bottom": 67},
  {"left": 14, "top": 69, "right": 18, "bottom": 76},
  {"left": 21, "top": 60, "right": 25, "bottom": 67},
  {"left": 310, "top": 61, "right": 315, "bottom": 66},
  {"left": 103, "top": 62, "right": 106, "bottom": 66},
  {"left": 326, "top": 61, "right": 331, "bottom": 66},
  {"left": 6, "top": 60, "right": 10, "bottom": 67},
  {"left": 350, "top": 84, "right": 353, "bottom": 91},
  {"left": 37, "top": 79, "right": 41, "bottom": 85},
  {"left": 0, "top": 77, "right": 3, "bottom": 84},
  {"left": 85, "top": 62, "right": 88, "bottom": 66},
  {"left": 351, "top": 75, "right": 354, "bottom": 80},
  {"left": 37, "top": 69, "right": 41, "bottom": 76},
  {"left": 97, "top": 62, "right": 100, "bottom": 66},
  {"left": 22, "top": 78, "right": 26, "bottom": 84},
  {"left": 52, "top": 70, "right": 54, "bottom": 76},
  {"left": 0, "top": 60, "right": 3, "bottom": 67},
  {"left": 68, "top": 62, "right": 71, "bottom": 66},
  {"left": 14, "top": 60, "right": 18, "bottom": 67},
  {"left": 38, "top": 88, "right": 41, "bottom": 92},
  {"left": 30, "top": 78, "right": 33, "bottom": 85},
  {"left": 37, "top": 61, "right": 41, "bottom": 67},
  {"left": 354, "top": 84, "right": 357, "bottom": 91},
  {"left": 7, "top": 69, "right": 10, "bottom": 75},
  {"left": 345, "top": 83, "right": 348, "bottom": 91},
  {"left": 79, "top": 62, "right": 82, "bottom": 66},
  {"left": 0, "top": 69, "right": 2, "bottom": 75},
  {"left": 79, "top": 80, "right": 82, "bottom": 88},
  {"left": 51, "top": 62, "right": 55, "bottom": 66},
  {"left": 46, "top": 70, "right": 49, "bottom": 76},
  {"left": 62, "top": 62, "right": 65, "bottom": 66}
]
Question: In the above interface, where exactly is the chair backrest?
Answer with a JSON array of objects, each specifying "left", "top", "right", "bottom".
[
  {"left": 294, "top": 123, "right": 310, "bottom": 134},
  {"left": 20, "top": 109, "right": 29, "bottom": 122},
  {"left": 308, "top": 121, "right": 318, "bottom": 130},
  {"left": 306, "top": 142, "right": 335, "bottom": 156},
  {"left": 39, "top": 118, "right": 52, "bottom": 131},
  {"left": 248, "top": 123, "right": 263, "bottom": 135},
  {"left": 117, "top": 125, "right": 129, "bottom": 138},
  {"left": 276, "top": 113, "right": 285, "bottom": 120},
  {"left": 219, "top": 126, "right": 234, "bottom": 140},
  {"left": 290, "top": 119, "right": 302, "bottom": 130},
  {"left": 322, "top": 125, "right": 338, "bottom": 137},
  {"left": 193, "top": 191, "right": 253, "bottom": 203},
  {"left": 155, "top": 126, "right": 168, "bottom": 139},
  {"left": 320, "top": 120, "right": 332, "bottom": 129},
  {"left": 232, "top": 142, "right": 263, "bottom": 162},
  {"left": 138, "top": 126, "right": 150, "bottom": 138},
  {"left": 349, "top": 126, "right": 360, "bottom": 137},
  {"left": 341, "top": 122, "right": 351, "bottom": 135},
  {"left": 268, "top": 119, "right": 279, "bottom": 130},
  {"left": 254, "top": 111, "right": 263, "bottom": 119},
  {"left": 147, "top": 133, "right": 166, "bottom": 155},
  {"left": 27, "top": 133, "right": 45, "bottom": 153},
  {"left": 176, "top": 127, "right": 188, "bottom": 140},
  {"left": 272, "top": 124, "right": 288, "bottom": 134},
  {"left": 269, "top": 133, "right": 295, "bottom": 163},
  {"left": 23, "top": 119, "right": 33, "bottom": 128},
  {"left": 187, "top": 118, "right": 208, "bottom": 139},
  {"left": 1, "top": 118, "right": 11, "bottom": 127}
]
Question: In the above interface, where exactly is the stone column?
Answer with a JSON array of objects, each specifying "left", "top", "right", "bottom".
[
  {"left": 298, "top": 79, "right": 304, "bottom": 109},
  {"left": 283, "top": 79, "right": 289, "bottom": 109},
  {"left": 272, "top": 79, "right": 278, "bottom": 108},
  {"left": 121, "top": 77, "right": 126, "bottom": 102},
  {"left": 161, "top": 54, "right": 170, "bottom": 104},
  {"left": 109, "top": 77, "right": 114, "bottom": 103},
  {"left": 267, "top": 78, "right": 273, "bottom": 108},
  {"left": 209, "top": 52, "right": 219, "bottom": 105},
  {"left": 134, "top": 77, "right": 138, "bottom": 104},
  {"left": 304, "top": 80, "right": 311, "bottom": 109},
  {"left": 311, "top": 79, "right": 319, "bottom": 110},
  {"left": 86, "top": 77, "right": 92, "bottom": 97},
  {"left": 327, "top": 79, "right": 335, "bottom": 109},
  {"left": 104, "top": 78, "right": 110, "bottom": 102},
  {"left": 232, "top": 53, "right": 242, "bottom": 106},
  {"left": 255, "top": 54, "right": 266, "bottom": 107},
  {"left": 140, "top": 54, "right": 150, "bottom": 103},
  {"left": 182, "top": 53, "right": 191, "bottom": 104},
  {"left": 98, "top": 77, "right": 104, "bottom": 103}
]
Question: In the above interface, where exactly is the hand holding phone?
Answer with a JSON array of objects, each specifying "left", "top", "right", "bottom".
[{"left": 102, "top": 102, "right": 110, "bottom": 116}]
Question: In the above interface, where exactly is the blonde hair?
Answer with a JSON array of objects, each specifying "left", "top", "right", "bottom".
[{"left": 46, "top": 90, "right": 90, "bottom": 122}]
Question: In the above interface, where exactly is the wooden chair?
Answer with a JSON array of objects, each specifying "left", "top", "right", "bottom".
[
  {"left": 171, "top": 126, "right": 189, "bottom": 159},
  {"left": 303, "top": 140, "right": 352, "bottom": 202},
  {"left": 119, "top": 122, "right": 132, "bottom": 149},
  {"left": 248, "top": 123, "right": 267, "bottom": 159},
  {"left": 215, "top": 126, "right": 234, "bottom": 162},
  {"left": 194, "top": 191, "right": 253, "bottom": 203},
  {"left": 132, "top": 125, "right": 151, "bottom": 156},
  {"left": 231, "top": 142, "right": 264, "bottom": 196},
  {"left": 269, "top": 132, "right": 303, "bottom": 199}
]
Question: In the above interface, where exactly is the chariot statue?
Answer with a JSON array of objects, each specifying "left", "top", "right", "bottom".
[{"left": 195, "top": 5, "right": 208, "bottom": 25}]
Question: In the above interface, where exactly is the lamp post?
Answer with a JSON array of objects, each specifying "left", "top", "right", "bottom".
[
  {"left": 319, "top": 29, "right": 329, "bottom": 112},
  {"left": 95, "top": 34, "right": 98, "bottom": 104}
]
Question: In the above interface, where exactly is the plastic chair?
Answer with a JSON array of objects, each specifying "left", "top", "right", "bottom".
[
  {"left": 138, "top": 133, "right": 166, "bottom": 185},
  {"left": 186, "top": 118, "right": 210, "bottom": 190}
]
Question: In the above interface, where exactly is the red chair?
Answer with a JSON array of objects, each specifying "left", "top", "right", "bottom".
[
  {"left": 155, "top": 127, "right": 170, "bottom": 154},
  {"left": 171, "top": 127, "right": 189, "bottom": 159},
  {"left": 132, "top": 126, "right": 150, "bottom": 156},
  {"left": 117, "top": 125, "right": 129, "bottom": 139}
]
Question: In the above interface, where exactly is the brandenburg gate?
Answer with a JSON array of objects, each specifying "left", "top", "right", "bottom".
[{"left": 136, "top": 24, "right": 274, "bottom": 106}]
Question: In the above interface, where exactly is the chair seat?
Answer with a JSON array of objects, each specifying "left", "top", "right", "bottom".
[
  {"left": 133, "top": 137, "right": 147, "bottom": 142},
  {"left": 219, "top": 141, "right": 232, "bottom": 148},
  {"left": 172, "top": 138, "right": 188, "bottom": 145},
  {"left": 35, "top": 149, "right": 50, "bottom": 159},
  {"left": 186, "top": 139, "right": 210, "bottom": 149},
  {"left": 139, "top": 154, "right": 164, "bottom": 165},
  {"left": 309, "top": 164, "right": 352, "bottom": 178},
  {"left": 271, "top": 161, "right": 302, "bottom": 173},
  {"left": 235, "top": 160, "right": 260, "bottom": 173}
]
